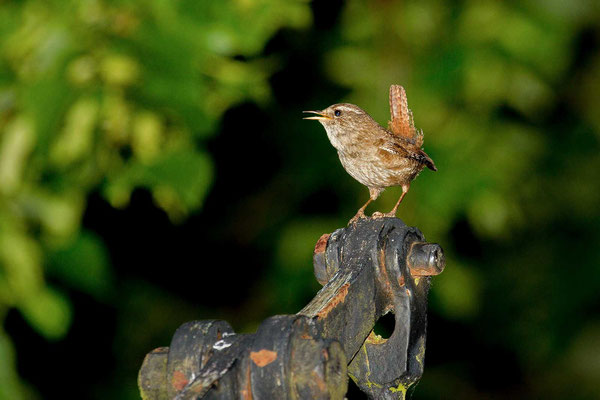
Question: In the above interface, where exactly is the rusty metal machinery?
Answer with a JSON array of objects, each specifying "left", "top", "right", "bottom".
[{"left": 138, "top": 217, "right": 445, "bottom": 399}]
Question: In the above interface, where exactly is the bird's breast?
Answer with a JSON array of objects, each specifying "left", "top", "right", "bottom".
[{"left": 337, "top": 151, "right": 418, "bottom": 188}]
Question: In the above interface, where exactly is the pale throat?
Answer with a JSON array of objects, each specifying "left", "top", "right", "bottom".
[{"left": 321, "top": 122, "right": 346, "bottom": 152}]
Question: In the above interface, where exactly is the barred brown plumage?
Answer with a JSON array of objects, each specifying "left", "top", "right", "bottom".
[{"left": 304, "top": 85, "right": 436, "bottom": 224}]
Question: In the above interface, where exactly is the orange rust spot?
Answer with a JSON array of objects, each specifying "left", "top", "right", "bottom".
[
  {"left": 171, "top": 370, "right": 189, "bottom": 391},
  {"left": 311, "top": 370, "right": 327, "bottom": 393},
  {"left": 322, "top": 348, "right": 329, "bottom": 361},
  {"left": 217, "top": 330, "right": 222, "bottom": 340},
  {"left": 410, "top": 265, "right": 440, "bottom": 276},
  {"left": 398, "top": 275, "right": 405, "bottom": 286},
  {"left": 314, "top": 233, "right": 330, "bottom": 255},
  {"left": 378, "top": 247, "right": 392, "bottom": 296},
  {"left": 317, "top": 283, "right": 350, "bottom": 319},
  {"left": 250, "top": 349, "right": 278, "bottom": 367},
  {"left": 300, "top": 333, "right": 313, "bottom": 340},
  {"left": 240, "top": 361, "right": 253, "bottom": 400}
]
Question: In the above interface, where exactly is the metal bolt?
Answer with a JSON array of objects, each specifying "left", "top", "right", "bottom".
[{"left": 407, "top": 242, "right": 445, "bottom": 276}]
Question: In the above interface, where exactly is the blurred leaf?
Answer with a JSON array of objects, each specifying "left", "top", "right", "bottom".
[
  {"left": 467, "top": 190, "right": 513, "bottom": 238},
  {"left": 100, "top": 54, "right": 140, "bottom": 87},
  {"left": 0, "top": 226, "right": 43, "bottom": 305},
  {"left": 19, "top": 189, "right": 85, "bottom": 241},
  {"left": 46, "top": 231, "right": 113, "bottom": 300},
  {"left": 270, "top": 218, "right": 331, "bottom": 313},
  {"left": 131, "top": 111, "right": 163, "bottom": 162},
  {"left": 276, "top": 218, "right": 333, "bottom": 271},
  {"left": 104, "top": 148, "right": 213, "bottom": 220},
  {"left": 462, "top": 49, "right": 509, "bottom": 111},
  {"left": 506, "top": 65, "right": 555, "bottom": 116},
  {"left": 18, "top": 286, "right": 72, "bottom": 340},
  {"left": 101, "top": 91, "right": 132, "bottom": 145},
  {"left": 431, "top": 261, "right": 482, "bottom": 320},
  {"left": 0, "top": 116, "right": 36, "bottom": 195},
  {"left": 49, "top": 97, "right": 99, "bottom": 167},
  {"left": 20, "top": 78, "right": 73, "bottom": 150},
  {"left": 0, "top": 330, "right": 27, "bottom": 400}
]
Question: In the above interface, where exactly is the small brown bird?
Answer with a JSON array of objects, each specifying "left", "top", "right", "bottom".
[{"left": 304, "top": 85, "right": 436, "bottom": 223}]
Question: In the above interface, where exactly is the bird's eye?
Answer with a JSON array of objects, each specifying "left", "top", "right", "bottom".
[{"left": 334, "top": 109, "right": 341, "bottom": 117}]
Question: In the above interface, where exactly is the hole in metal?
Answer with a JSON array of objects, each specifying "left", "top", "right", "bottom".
[{"left": 373, "top": 311, "right": 395, "bottom": 339}]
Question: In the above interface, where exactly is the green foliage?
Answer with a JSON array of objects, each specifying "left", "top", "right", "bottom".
[
  {"left": 0, "top": 0, "right": 311, "bottom": 396},
  {"left": 47, "top": 231, "right": 113, "bottom": 300},
  {"left": 0, "top": 330, "right": 27, "bottom": 400}
]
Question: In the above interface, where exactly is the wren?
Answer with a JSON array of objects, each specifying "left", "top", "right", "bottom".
[{"left": 304, "top": 85, "right": 436, "bottom": 223}]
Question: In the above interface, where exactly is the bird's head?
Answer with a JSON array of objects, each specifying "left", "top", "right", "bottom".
[
  {"left": 304, "top": 103, "right": 381, "bottom": 151},
  {"left": 303, "top": 103, "right": 373, "bottom": 134}
]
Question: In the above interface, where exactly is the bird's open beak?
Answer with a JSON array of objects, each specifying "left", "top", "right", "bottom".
[{"left": 303, "top": 110, "right": 331, "bottom": 120}]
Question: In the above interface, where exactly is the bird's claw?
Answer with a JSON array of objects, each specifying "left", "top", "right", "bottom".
[
  {"left": 348, "top": 210, "right": 367, "bottom": 226},
  {"left": 372, "top": 211, "right": 397, "bottom": 219}
]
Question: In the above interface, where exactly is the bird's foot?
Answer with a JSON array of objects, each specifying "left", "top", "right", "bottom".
[
  {"left": 372, "top": 211, "right": 397, "bottom": 219},
  {"left": 348, "top": 210, "right": 368, "bottom": 226}
]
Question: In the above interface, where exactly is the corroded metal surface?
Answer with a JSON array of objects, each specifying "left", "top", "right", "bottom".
[
  {"left": 138, "top": 217, "right": 444, "bottom": 399},
  {"left": 300, "top": 217, "right": 443, "bottom": 399}
]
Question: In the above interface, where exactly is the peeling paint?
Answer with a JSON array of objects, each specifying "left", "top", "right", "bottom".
[
  {"left": 398, "top": 275, "right": 405, "bottom": 286},
  {"left": 213, "top": 339, "right": 232, "bottom": 350},
  {"left": 250, "top": 349, "right": 278, "bottom": 367},
  {"left": 171, "top": 370, "right": 188, "bottom": 391},
  {"left": 317, "top": 283, "right": 350, "bottom": 318},
  {"left": 314, "top": 233, "right": 330, "bottom": 254},
  {"left": 240, "top": 362, "right": 253, "bottom": 400}
]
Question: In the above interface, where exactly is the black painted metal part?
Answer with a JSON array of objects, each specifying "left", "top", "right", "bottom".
[{"left": 138, "top": 218, "right": 445, "bottom": 399}]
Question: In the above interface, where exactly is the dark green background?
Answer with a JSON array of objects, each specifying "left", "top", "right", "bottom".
[{"left": 1, "top": 0, "right": 599, "bottom": 399}]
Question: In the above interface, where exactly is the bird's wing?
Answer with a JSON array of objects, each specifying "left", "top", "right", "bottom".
[
  {"left": 378, "top": 137, "right": 437, "bottom": 171},
  {"left": 378, "top": 139, "right": 410, "bottom": 158},
  {"left": 388, "top": 85, "right": 424, "bottom": 147}
]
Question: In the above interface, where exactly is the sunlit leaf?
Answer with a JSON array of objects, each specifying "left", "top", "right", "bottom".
[
  {"left": 18, "top": 286, "right": 72, "bottom": 340},
  {"left": 104, "top": 149, "right": 213, "bottom": 219},
  {"left": 49, "top": 97, "right": 99, "bottom": 167},
  {"left": 131, "top": 111, "right": 163, "bottom": 163},
  {"left": 0, "top": 227, "right": 43, "bottom": 303},
  {"left": 0, "top": 116, "right": 36, "bottom": 195},
  {"left": 100, "top": 54, "right": 140, "bottom": 87}
]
